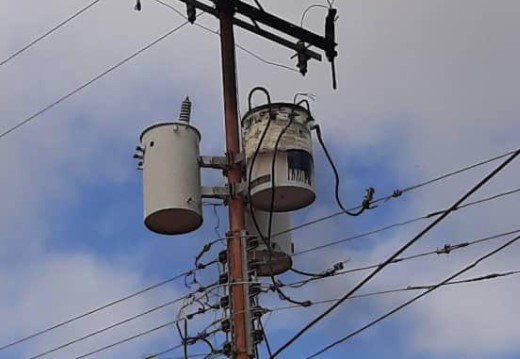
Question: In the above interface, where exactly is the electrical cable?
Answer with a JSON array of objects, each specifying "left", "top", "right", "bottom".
[
  {"left": 282, "top": 228, "right": 520, "bottom": 289},
  {"left": 271, "top": 148, "right": 520, "bottom": 358},
  {"left": 313, "top": 124, "right": 374, "bottom": 217},
  {"left": 0, "top": 0, "right": 103, "bottom": 67},
  {"left": 271, "top": 147, "right": 520, "bottom": 239},
  {"left": 0, "top": 17, "right": 199, "bottom": 140},
  {"left": 245, "top": 88, "right": 312, "bottom": 307},
  {"left": 25, "top": 281, "right": 251, "bottom": 359},
  {"left": 305, "top": 233, "right": 520, "bottom": 358},
  {"left": 269, "top": 268, "right": 520, "bottom": 313},
  {"left": 294, "top": 187, "right": 520, "bottom": 257},
  {"left": 27, "top": 290, "right": 216, "bottom": 359},
  {"left": 73, "top": 325, "right": 183, "bottom": 359},
  {"left": 152, "top": 0, "right": 299, "bottom": 73},
  {"left": 206, "top": 147, "right": 520, "bottom": 246},
  {"left": 258, "top": 316, "right": 273, "bottom": 357},
  {"left": 300, "top": 4, "right": 329, "bottom": 27},
  {"left": 0, "top": 268, "right": 197, "bottom": 353}
]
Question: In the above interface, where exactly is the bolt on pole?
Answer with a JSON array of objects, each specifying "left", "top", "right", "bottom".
[{"left": 219, "top": 1, "right": 250, "bottom": 358}]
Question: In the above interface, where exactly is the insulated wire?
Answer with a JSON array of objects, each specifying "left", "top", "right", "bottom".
[
  {"left": 293, "top": 187, "right": 520, "bottom": 257},
  {"left": 73, "top": 326, "right": 183, "bottom": 359},
  {"left": 152, "top": 0, "right": 299, "bottom": 73},
  {"left": 0, "top": 16, "right": 200, "bottom": 140},
  {"left": 271, "top": 149, "right": 520, "bottom": 358},
  {"left": 25, "top": 281, "right": 256, "bottom": 359},
  {"left": 26, "top": 285, "right": 222, "bottom": 359},
  {"left": 0, "top": 0, "right": 103, "bottom": 67},
  {"left": 283, "top": 228, "right": 520, "bottom": 288},
  {"left": 0, "top": 269, "right": 198, "bottom": 353},
  {"left": 207, "top": 147, "right": 520, "bottom": 245},
  {"left": 272, "top": 147, "right": 520, "bottom": 239},
  {"left": 270, "top": 268, "right": 520, "bottom": 313},
  {"left": 306, "top": 234, "right": 520, "bottom": 358}
]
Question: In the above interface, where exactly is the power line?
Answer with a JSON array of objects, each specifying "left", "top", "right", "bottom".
[
  {"left": 0, "top": 18, "right": 196, "bottom": 140},
  {"left": 23, "top": 281, "right": 259, "bottom": 359},
  {"left": 284, "top": 228, "right": 520, "bottom": 289},
  {"left": 205, "top": 147, "right": 520, "bottom": 246},
  {"left": 0, "top": 269, "right": 196, "bottom": 353},
  {"left": 0, "top": 0, "right": 103, "bottom": 67},
  {"left": 294, "top": 187, "right": 520, "bottom": 257},
  {"left": 272, "top": 147, "right": 520, "bottom": 239},
  {"left": 271, "top": 268, "right": 520, "bottom": 313},
  {"left": 27, "top": 294, "right": 194, "bottom": 359},
  {"left": 152, "top": 0, "right": 299, "bottom": 73},
  {"left": 74, "top": 324, "right": 183, "bottom": 359},
  {"left": 306, "top": 233, "right": 520, "bottom": 358},
  {"left": 271, "top": 148, "right": 520, "bottom": 358}
]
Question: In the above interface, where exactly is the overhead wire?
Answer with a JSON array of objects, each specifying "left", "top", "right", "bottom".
[
  {"left": 0, "top": 16, "right": 201, "bottom": 140},
  {"left": 306, "top": 233, "right": 520, "bottom": 358},
  {"left": 271, "top": 148, "right": 520, "bottom": 358},
  {"left": 0, "top": 0, "right": 103, "bottom": 67},
  {"left": 27, "top": 286, "right": 219, "bottom": 359},
  {"left": 200, "top": 147, "right": 520, "bottom": 246},
  {"left": 293, "top": 186, "right": 520, "bottom": 257},
  {"left": 273, "top": 147, "right": 520, "bottom": 239},
  {"left": 313, "top": 124, "right": 375, "bottom": 217},
  {"left": 73, "top": 324, "right": 183, "bottom": 359},
  {"left": 282, "top": 228, "right": 520, "bottom": 288},
  {"left": 152, "top": 0, "right": 299, "bottom": 73},
  {"left": 0, "top": 269, "right": 198, "bottom": 353},
  {"left": 300, "top": 4, "right": 329, "bottom": 27},
  {"left": 270, "top": 268, "right": 520, "bottom": 313},
  {"left": 24, "top": 281, "right": 257, "bottom": 359}
]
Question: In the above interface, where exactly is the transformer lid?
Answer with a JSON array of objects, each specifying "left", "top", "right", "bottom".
[
  {"left": 241, "top": 102, "right": 313, "bottom": 126},
  {"left": 139, "top": 121, "right": 201, "bottom": 142}
]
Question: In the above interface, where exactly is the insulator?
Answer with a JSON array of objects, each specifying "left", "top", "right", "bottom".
[
  {"left": 219, "top": 273, "right": 229, "bottom": 284},
  {"left": 251, "top": 306, "right": 265, "bottom": 318},
  {"left": 221, "top": 319, "right": 231, "bottom": 333},
  {"left": 247, "top": 238, "right": 260, "bottom": 250},
  {"left": 222, "top": 342, "right": 232, "bottom": 357},
  {"left": 220, "top": 296, "right": 230, "bottom": 309},
  {"left": 249, "top": 283, "right": 262, "bottom": 297},
  {"left": 252, "top": 330, "right": 264, "bottom": 344},
  {"left": 218, "top": 250, "right": 228, "bottom": 264},
  {"left": 178, "top": 96, "right": 192, "bottom": 123}
]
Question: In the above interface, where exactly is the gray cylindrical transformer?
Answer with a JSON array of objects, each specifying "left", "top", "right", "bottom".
[
  {"left": 242, "top": 103, "right": 315, "bottom": 212},
  {"left": 139, "top": 122, "right": 202, "bottom": 235},
  {"left": 246, "top": 209, "right": 293, "bottom": 276}
]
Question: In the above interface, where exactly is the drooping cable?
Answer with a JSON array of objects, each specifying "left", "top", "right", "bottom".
[
  {"left": 294, "top": 187, "right": 520, "bottom": 256},
  {"left": 305, "top": 234, "right": 520, "bottom": 358},
  {"left": 312, "top": 124, "right": 374, "bottom": 217},
  {"left": 282, "top": 228, "right": 520, "bottom": 289},
  {"left": 268, "top": 268, "right": 520, "bottom": 313},
  {"left": 271, "top": 148, "right": 520, "bottom": 358},
  {"left": 203, "top": 147, "right": 520, "bottom": 246},
  {"left": 300, "top": 4, "right": 329, "bottom": 27},
  {"left": 0, "top": 0, "right": 103, "bottom": 67},
  {"left": 271, "top": 147, "right": 520, "bottom": 238}
]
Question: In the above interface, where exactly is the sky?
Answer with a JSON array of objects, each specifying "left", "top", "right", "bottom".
[{"left": 0, "top": 0, "right": 519, "bottom": 358}]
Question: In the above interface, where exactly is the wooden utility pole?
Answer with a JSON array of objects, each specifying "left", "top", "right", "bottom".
[
  {"left": 156, "top": 1, "right": 337, "bottom": 356},
  {"left": 219, "top": 2, "right": 250, "bottom": 358}
]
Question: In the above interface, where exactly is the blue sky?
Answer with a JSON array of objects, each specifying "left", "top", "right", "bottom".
[{"left": 1, "top": 1, "right": 519, "bottom": 358}]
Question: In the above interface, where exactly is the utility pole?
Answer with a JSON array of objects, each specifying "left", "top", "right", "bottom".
[
  {"left": 219, "top": 2, "right": 249, "bottom": 359},
  {"left": 137, "top": 1, "right": 338, "bottom": 357}
]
